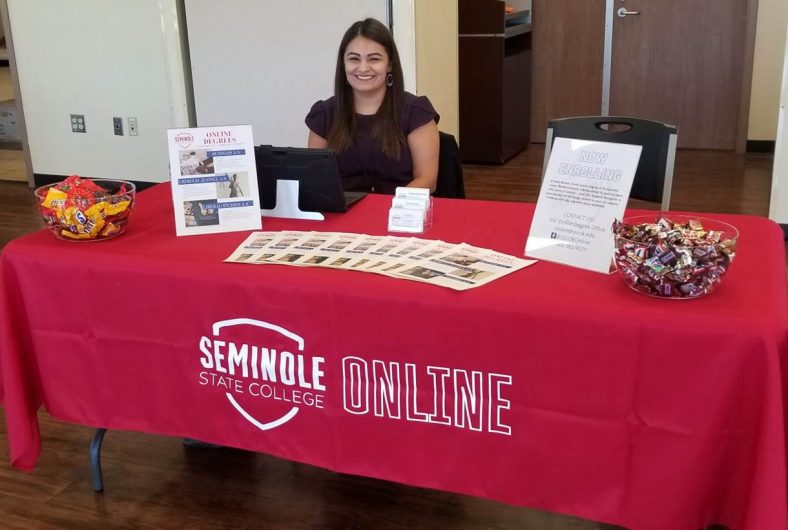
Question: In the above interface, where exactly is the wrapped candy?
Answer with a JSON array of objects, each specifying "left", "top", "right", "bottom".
[
  {"left": 36, "top": 175, "right": 135, "bottom": 241},
  {"left": 612, "top": 215, "right": 738, "bottom": 299}
]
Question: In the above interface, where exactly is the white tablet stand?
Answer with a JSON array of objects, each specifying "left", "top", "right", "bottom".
[{"left": 259, "top": 179, "right": 324, "bottom": 221}]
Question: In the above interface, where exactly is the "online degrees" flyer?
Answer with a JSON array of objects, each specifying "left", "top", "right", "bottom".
[{"left": 167, "top": 125, "right": 262, "bottom": 236}]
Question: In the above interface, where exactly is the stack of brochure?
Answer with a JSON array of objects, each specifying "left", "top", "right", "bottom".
[{"left": 225, "top": 231, "right": 536, "bottom": 291}]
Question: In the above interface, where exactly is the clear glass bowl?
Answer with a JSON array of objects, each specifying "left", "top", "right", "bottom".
[
  {"left": 613, "top": 214, "right": 739, "bottom": 299},
  {"left": 34, "top": 178, "right": 136, "bottom": 241}
]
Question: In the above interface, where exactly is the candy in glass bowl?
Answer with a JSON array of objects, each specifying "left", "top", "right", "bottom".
[
  {"left": 34, "top": 176, "right": 136, "bottom": 241},
  {"left": 612, "top": 214, "right": 738, "bottom": 299}
]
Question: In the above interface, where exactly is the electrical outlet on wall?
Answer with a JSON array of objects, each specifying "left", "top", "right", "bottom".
[
  {"left": 113, "top": 117, "right": 123, "bottom": 136},
  {"left": 128, "top": 117, "right": 138, "bottom": 136},
  {"left": 70, "top": 114, "right": 86, "bottom": 133}
]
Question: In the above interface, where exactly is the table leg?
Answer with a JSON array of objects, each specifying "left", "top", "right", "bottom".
[{"left": 89, "top": 428, "right": 107, "bottom": 492}]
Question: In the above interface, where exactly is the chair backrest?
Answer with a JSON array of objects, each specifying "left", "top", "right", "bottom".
[
  {"left": 543, "top": 116, "right": 678, "bottom": 211},
  {"left": 434, "top": 131, "right": 466, "bottom": 199}
]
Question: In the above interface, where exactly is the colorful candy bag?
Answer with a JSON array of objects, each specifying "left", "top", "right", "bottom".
[
  {"left": 38, "top": 176, "right": 133, "bottom": 240},
  {"left": 613, "top": 216, "right": 737, "bottom": 298}
]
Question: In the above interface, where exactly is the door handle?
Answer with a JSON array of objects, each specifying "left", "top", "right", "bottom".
[{"left": 617, "top": 7, "right": 641, "bottom": 17}]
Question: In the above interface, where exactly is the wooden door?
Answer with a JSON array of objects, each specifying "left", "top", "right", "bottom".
[
  {"left": 530, "top": 0, "right": 606, "bottom": 142},
  {"left": 610, "top": 0, "right": 747, "bottom": 149},
  {"left": 530, "top": 0, "right": 751, "bottom": 149}
]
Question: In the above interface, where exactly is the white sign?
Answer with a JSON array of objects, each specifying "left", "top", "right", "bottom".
[
  {"left": 167, "top": 125, "right": 262, "bottom": 236},
  {"left": 525, "top": 138, "right": 642, "bottom": 273}
]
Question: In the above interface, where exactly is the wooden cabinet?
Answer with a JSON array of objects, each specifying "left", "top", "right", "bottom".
[{"left": 458, "top": 0, "right": 532, "bottom": 164}]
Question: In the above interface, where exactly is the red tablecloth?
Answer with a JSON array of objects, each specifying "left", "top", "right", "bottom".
[{"left": 1, "top": 184, "right": 787, "bottom": 530}]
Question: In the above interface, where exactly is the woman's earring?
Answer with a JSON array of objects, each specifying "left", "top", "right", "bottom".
[{"left": 386, "top": 73, "right": 394, "bottom": 87}]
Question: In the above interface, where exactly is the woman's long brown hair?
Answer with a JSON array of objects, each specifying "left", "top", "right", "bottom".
[{"left": 327, "top": 18, "right": 406, "bottom": 159}]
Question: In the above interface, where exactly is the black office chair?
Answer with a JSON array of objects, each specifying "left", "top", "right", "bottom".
[
  {"left": 434, "top": 132, "right": 466, "bottom": 199},
  {"left": 543, "top": 116, "right": 678, "bottom": 211}
]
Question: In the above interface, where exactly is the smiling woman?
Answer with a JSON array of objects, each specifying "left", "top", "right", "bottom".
[{"left": 305, "top": 18, "right": 440, "bottom": 194}]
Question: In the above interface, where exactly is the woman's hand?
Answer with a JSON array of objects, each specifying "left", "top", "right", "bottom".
[{"left": 407, "top": 120, "right": 439, "bottom": 192}]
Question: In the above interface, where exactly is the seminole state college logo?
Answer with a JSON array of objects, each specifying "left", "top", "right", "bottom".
[
  {"left": 197, "top": 318, "right": 514, "bottom": 435},
  {"left": 198, "top": 318, "right": 324, "bottom": 430},
  {"left": 175, "top": 132, "right": 194, "bottom": 149}
]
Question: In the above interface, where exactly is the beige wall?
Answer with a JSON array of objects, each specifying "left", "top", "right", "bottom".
[
  {"left": 749, "top": 0, "right": 788, "bottom": 140},
  {"left": 414, "top": 0, "right": 459, "bottom": 139},
  {"left": 768, "top": 29, "right": 788, "bottom": 223}
]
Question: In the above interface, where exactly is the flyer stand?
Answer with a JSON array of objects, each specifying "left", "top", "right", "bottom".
[{"left": 260, "top": 180, "right": 324, "bottom": 221}]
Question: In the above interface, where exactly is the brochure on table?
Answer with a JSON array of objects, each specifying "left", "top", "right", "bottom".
[
  {"left": 167, "top": 125, "right": 262, "bottom": 236},
  {"left": 225, "top": 231, "right": 537, "bottom": 291},
  {"left": 524, "top": 138, "right": 642, "bottom": 273}
]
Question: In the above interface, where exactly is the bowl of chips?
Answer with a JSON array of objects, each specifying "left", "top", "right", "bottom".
[
  {"left": 613, "top": 215, "right": 738, "bottom": 298},
  {"left": 34, "top": 176, "right": 135, "bottom": 241}
]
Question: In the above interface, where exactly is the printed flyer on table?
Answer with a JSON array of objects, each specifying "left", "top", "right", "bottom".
[
  {"left": 167, "top": 125, "right": 262, "bottom": 236},
  {"left": 225, "top": 231, "right": 537, "bottom": 291}
]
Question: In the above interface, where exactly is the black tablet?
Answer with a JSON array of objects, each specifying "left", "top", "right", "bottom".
[{"left": 255, "top": 145, "right": 365, "bottom": 213}]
